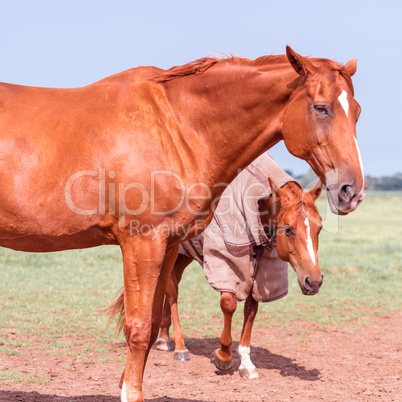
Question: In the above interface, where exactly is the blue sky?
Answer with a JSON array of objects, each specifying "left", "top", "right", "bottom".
[{"left": 0, "top": 1, "right": 400, "bottom": 176}]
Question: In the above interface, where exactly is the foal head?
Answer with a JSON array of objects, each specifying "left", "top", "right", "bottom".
[{"left": 259, "top": 179, "right": 324, "bottom": 295}]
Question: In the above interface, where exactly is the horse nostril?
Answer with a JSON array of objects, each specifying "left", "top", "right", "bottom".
[
  {"left": 339, "top": 184, "right": 356, "bottom": 203},
  {"left": 305, "top": 276, "right": 312, "bottom": 289},
  {"left": 319, "top": 275, "right": 324, "bottom": 288}
]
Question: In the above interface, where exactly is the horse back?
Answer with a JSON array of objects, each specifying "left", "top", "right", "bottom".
[{"left": 0, "top": 66, "right": 202, "bottom": 251}]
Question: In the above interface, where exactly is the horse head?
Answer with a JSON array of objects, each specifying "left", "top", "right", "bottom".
[
  {"left": 282, "top": 46, "right": 365, "bottom": 216},
  {"left": 264, "top": 178, "right": 324, "bottom": 296}
]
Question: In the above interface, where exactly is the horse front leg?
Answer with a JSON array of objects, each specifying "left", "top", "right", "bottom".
[
  {"left": 119, "top": 234, "right": 178, "bottom": 402},
  {"left": 237, "top": 292, "right": 259, "bottom": 379},
  {"left": 213, "top": 291, "right": 237, "bottom": 371}
]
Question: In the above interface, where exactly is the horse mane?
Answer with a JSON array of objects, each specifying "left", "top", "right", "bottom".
[
  {"left": 151, "top": 54, "right": 354, "bottom": 94},
  {"left": 151, "top": 57, "right": 220, "bottom": 83},
  {"left": 277, "top": 181, "right": 319, "bottom": 215},
  {"left": 150, "top": 54, "right": 290, "bottom": 84}
]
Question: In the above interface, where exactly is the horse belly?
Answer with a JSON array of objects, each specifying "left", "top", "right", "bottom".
[
  {"left": 0, "top": 168, "right": 117, "bottom": 252},
  {"left": 0, "top": 227, "right": 118, "bottom": 252}
]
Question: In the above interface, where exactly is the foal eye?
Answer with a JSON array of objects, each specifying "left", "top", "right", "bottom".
[
  {"left": 285, "top": 227, "right": 293, "bottom": 236},
  {"left": 314, "top": 105, "right": 328, "bottom": 116}
]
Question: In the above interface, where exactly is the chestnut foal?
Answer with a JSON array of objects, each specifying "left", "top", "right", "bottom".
[
  {"left": 109, "top": 177, "right": 324, "bottom": 379},
  {"left": 159, "top": 178, "right": 323, "bottom": 378}
]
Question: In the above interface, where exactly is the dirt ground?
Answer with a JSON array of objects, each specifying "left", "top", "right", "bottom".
[{"left": 0, "top": 313, "right": 400, "bottom": 402}]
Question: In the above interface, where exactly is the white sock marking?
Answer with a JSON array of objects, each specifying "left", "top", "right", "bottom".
[
  {"left": 304, "top": 218, "right": 316, "bottom": 265},
  {"left": 338, "top": 90, "right": 349, "bottom": 117},
  {"left": 237, "top": 345, "right": 255, "bottom": 370},
  {"left": 121, "top": 381, "right": 128, "bottom": 402}
]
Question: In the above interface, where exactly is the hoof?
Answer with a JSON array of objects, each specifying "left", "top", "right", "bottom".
[
  {"left": 213, "top": 351, "right": 233, "bottom": 371},
  {"left": 154, "top": 337, "right": 174, "bottom": 351},
  {"left": 239, "top": 367, "right": 259, "bottom": 379},
  {"left": 173, "top": 350, "right": 191, "bottom": 361}
]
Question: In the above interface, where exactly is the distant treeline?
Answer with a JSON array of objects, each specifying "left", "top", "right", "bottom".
[
  {"left": 285, "top": 170, "right": 402, "bottom": 191},
  {"left": 365, "top": 174, "right": 402, "bottom": 191}
]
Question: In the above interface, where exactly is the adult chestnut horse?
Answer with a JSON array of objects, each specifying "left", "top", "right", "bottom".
[{"left": 0, "top": 47, "right": 363, "bottom": 401}]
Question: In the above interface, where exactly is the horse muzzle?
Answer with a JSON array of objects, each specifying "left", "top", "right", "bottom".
[
  {"left": 299, "top": 274, "right": 324, "bottom": 296},
  {"left": 326, "top": 183, "right": 365, "bottom": 215},
  {"left": 325, "top": 169, "right": 366, "bottom": 215}
]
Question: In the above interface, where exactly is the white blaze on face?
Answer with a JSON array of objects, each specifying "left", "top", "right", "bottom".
[
  {"left": 121, "top": 381, "right": 128, "bottom": 402},
  {"left": 338, "top": 90, "right": 365, "bottom": 199},
  {"left": 304, "top": 218, "right": 316, "bottom": 266},
  {"left": 338, "top": 90, "right": 349, "bottom": 117},
  {"left": 354, "top": 137, "right": 365, "bottom": 193}
]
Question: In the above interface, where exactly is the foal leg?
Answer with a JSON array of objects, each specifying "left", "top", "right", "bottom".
[
  {"left": 170, "top": 254, "right": 193, "bottom": 361},
  {"left": 237, "top": 293, "right": 259, "bottom": 379},
  {"left": 214, "top": 291, "right": 237, "bottom": 371},
  {"left": 119, "top": 235, "right": 177, "bottom": 402}
]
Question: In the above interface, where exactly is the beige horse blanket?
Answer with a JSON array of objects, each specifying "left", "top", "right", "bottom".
[{"left": 180, "top": 152, "right": 294, "bottom": 302}]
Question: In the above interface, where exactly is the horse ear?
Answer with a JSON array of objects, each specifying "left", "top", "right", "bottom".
[
  {"left": 268, "top": 177, "right": 280, "bottom": 198},
  {"left": 286, "top": 46, "right": 318, "bottom": 77},
  {"left": 308, "top": 179, "right": 323, "bottom": 201},
  {"left": 344, "top": 58, "right": 358, "bottom": 77}
]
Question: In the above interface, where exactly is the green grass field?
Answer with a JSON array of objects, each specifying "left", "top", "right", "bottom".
[{"left": 0, "top": 192, "right": 401, "bottom": 352}]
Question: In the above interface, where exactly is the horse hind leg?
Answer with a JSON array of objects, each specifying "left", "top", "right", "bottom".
[
  {"left": 155, "top": 255, "right": 185, "bottom": 352},
  {"left": 170, "top": 254, "right": 193, "bottom": 361},
  {"left": 154, "top": 293, "right": 175, "bottom": 352},
  {"left": 237, "top": 293, "right": 259, "bottom": 379},
  {"left": 155, "top": 253, "right": 192, "bottom": 359},
  {"left": 149, "top": 244, "right": 180, "bottom": 360},
  {"left": 213, "top": 291, "right": 237, "bottom": 371},
  {"left": 171, "top": 302, "right": 190, "bottom": 361}
]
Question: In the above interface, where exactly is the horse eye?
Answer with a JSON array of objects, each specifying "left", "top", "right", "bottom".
[
  {"left": 285, "top": 227, "right": 293, "bottom": 236},
  {"left": 314, "top": 105, "right": 328, "bottom": 116}
]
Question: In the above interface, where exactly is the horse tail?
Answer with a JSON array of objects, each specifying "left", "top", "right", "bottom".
[{"left": 104, "top": 287, "right": 125, "bottom": 334}]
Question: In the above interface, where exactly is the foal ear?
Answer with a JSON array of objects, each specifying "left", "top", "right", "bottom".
[
  {"left": 286, "top": 46, "right": 318, "bottom": 77},
  {"left": 308, "top": 179, "right": 323, "bottom": 201},
  {"left": 344, "top": 58, "right": 358, "bottom": 77},
  {"left": 268, "top": 177, "right": 280, "bottom": 198}
]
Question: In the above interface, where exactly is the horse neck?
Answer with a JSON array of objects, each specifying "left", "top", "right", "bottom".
[
  {"left": 161, "top": 62, "right": 295, "bottom": 188},
  {"left": 264, "top": 197, "right": 281, "bottom": 236}
]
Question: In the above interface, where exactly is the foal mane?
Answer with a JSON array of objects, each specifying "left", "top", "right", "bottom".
[
  {"left": 279, "top": 181, "right": 318, "bottom": 215},
  {"left": 150, "top": 54, "right": 354, "bottom": 93}
]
